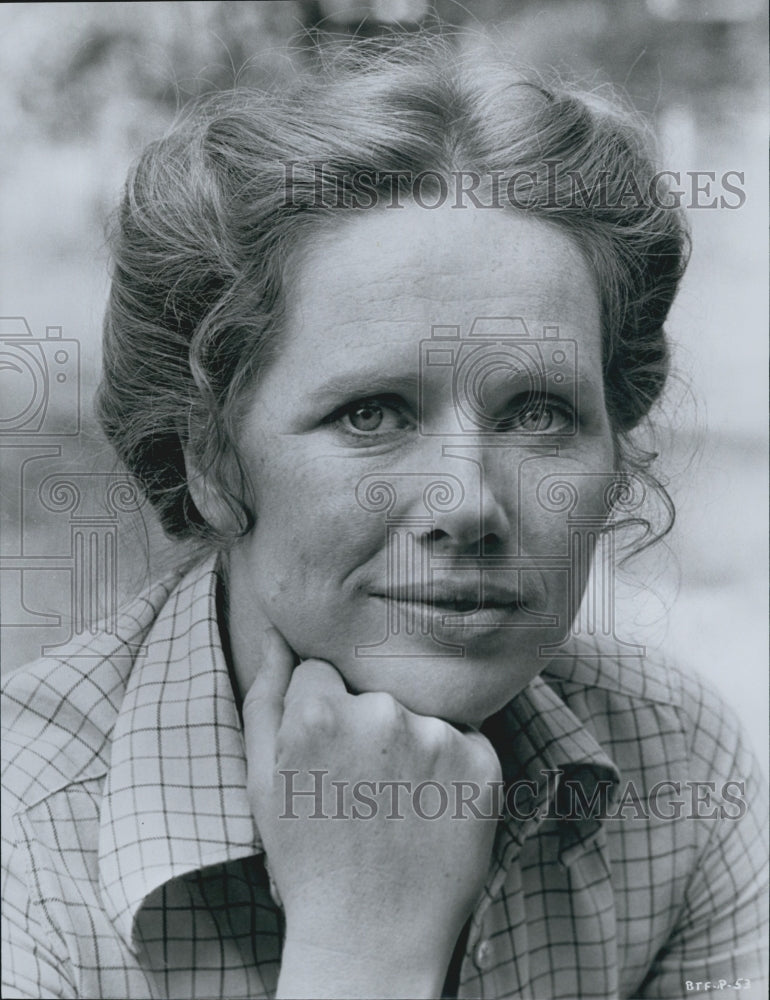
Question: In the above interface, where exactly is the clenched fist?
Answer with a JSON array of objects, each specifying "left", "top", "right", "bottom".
[{"left": 242, "top": 628, "right": 503, "bottom": 999}]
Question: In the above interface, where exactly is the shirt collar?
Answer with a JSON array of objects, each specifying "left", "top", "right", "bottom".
[
  {"left": 98, "top": 556, "right": 620, "bottom": 950},
  {"left": 485, "top": 674, "right": 620, "bottom": 792},
  {"left": 483, "top": 676, "right": 621, "bottom": 856},
  {"left": 98, "top": 553, "right": 260, "bottom": 950}
]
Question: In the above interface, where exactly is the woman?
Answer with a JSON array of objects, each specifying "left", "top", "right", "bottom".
[{"left": 2, "top": 43, "right": 767, "bottom": 999}]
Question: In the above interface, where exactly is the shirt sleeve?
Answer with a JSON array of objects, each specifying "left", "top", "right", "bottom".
[{"left": 636, "top": 712, "right": 769, "bottom": 1000}]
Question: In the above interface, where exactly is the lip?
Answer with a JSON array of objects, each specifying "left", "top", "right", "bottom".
[
  {"left": 370, "top": 578, "right": 527, "bottom": 638},
  {"left": 380, "top": 579, "right": 523, "bottom": 611}
]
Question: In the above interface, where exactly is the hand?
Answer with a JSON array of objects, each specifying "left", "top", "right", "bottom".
[{"left": 242, "top": 628, "right": 502, "bottom": 999}]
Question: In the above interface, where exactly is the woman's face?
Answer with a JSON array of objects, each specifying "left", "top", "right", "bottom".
[{"left": 225, "top": 205, "right": 616, "bottom": 725}]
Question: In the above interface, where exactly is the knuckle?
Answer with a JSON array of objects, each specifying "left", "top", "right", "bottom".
[
  {"left": 468, "top": 734, "right": 503, "bottom": 781},
  {"left": 288, "top": 694, "right": 338, "bottom": 736},
  {"left": 414, "top": 716, "right": 449, "bottom": 761},
  {"left": 292, "top": 659, "right": 333, "bottom": 686},
  {"left": 357, "top": 690, "right": 402, "bottom": 728}
]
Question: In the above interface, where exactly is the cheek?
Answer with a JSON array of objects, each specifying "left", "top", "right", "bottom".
[
  {"left": 518, "top": 461, "right": 612, "bottom": 550},
  {"left": 246, "top": 502, "right": 382, "bottom": 663},
  {"left": 246, "top": 456, "right": 383, "bottom": 587}
]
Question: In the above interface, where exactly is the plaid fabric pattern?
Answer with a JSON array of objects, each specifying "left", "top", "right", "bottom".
[{"left": 2, "top": 555, "right": 767, "bottom": 999}]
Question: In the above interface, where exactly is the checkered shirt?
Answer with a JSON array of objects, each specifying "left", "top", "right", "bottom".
[{"left": 2, "top": 554, "right": 768, "bottom": 999}]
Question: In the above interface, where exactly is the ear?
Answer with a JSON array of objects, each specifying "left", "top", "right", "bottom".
[{"left": 182, "top": 446, "right": 238, "bottom": 535}]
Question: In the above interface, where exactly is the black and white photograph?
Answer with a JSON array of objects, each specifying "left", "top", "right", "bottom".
[{"left": 1, "top": 2, "right": 767, "bottom": 998}]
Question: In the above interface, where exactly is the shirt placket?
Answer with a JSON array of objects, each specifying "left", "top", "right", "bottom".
[
  {"left": 456, "top": 776, "right": 620, "bottom": 999},
  {"left": 457, "top": 812, "right": 537, "bottom": 999}
]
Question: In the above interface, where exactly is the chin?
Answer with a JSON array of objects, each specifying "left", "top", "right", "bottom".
[
  {"left": 402, "top": 686, "right": 511, "bottom": 728},
  {"left": 341, "top": 653, "right": 531, "bottom": 727}
]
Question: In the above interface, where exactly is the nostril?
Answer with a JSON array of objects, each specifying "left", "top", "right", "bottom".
[
  {"left": 422, "top": 528, "right": 449, "bottom": 547},
  {"left": 481, "top": 533, "right": 503, "bottom": 555},
  {"left": 421, "top": 528, "right": 504, "bottom": 556}
]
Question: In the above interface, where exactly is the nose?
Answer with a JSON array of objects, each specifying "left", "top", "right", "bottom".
[{"left": 419, "top": 444, "right": 512, "bottom": 556}]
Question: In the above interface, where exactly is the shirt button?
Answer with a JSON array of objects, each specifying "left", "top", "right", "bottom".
[{"left": 475, "top": 939, "right": 494, "bottom": 969}]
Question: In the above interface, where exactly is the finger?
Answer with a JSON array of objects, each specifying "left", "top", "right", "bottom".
[
  {"left": 448, "top": 720, "right": 480, "bottom": 735},
  {"left": 242, "top": 627, "right": 296, "bottom": 766},
  {"left": 283, "top": 658, "right": 349, "bottom": 708},
  {"left": 462, "top": 729, "right": 504, "bottom": 782}
]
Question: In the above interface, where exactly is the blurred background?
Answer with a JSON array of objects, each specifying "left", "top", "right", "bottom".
[{"left": 1, "top": 1, "right": 767, "bottom": 759}]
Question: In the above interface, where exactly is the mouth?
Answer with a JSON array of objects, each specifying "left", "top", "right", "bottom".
[
  {"left": 402, "top": 596, "right": 523, "bottom": 615},
  {"left": 381, "top": 580, "right": 523, "bottom": 610},
  {"left": 371, "top": 580, "right": 527, "bottom": 635}
]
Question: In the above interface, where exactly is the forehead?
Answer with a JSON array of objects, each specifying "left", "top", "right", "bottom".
[{"left": 281, "top": 205, "right": 603, "bottom": 375}]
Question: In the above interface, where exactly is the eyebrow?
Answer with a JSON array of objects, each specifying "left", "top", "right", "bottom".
[
  {"left": 307, "top": 372, "right": 422, "bottom": 403},
  {"left": 307, "top": 365, "right": 602, "bottom": 405},
  {"left": 505, "top": 368, "right": 601, "bottom": 392}
]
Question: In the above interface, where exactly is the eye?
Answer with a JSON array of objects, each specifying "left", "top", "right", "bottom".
[
  {"left": 500, "top": 397, "right": 573, "bottom": 433},
  {"left": 326, "top": 395, "right": 412, "bottom": 440},
  {"left": 349, "top": 400, "right": 388, "bottom": 432}
]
